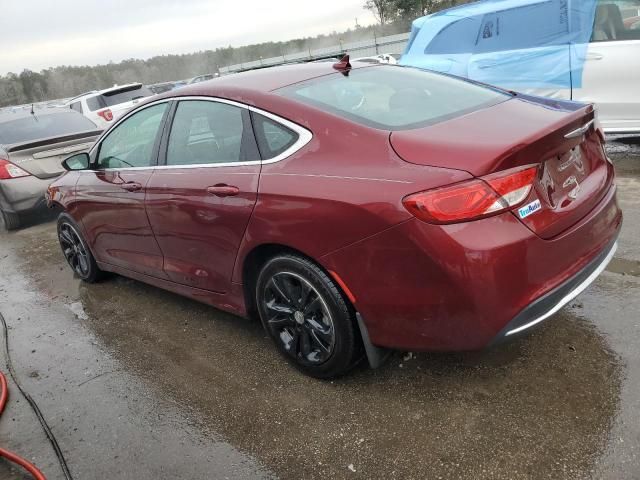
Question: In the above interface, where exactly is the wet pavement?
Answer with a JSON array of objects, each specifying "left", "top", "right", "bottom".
[{"left": 0, "top": 138, "right": 639, "bottom": 479}]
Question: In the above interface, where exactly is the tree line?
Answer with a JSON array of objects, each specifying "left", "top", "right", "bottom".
[
  {"left": 364, "top": 0, "right": 473, "bottom": 24},
  {"left": 1, "top": 0, "right": 471, "bottom": 108}
]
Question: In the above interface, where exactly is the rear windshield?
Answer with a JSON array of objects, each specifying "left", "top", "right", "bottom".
[
  {"left": 86, "top": 95, "right": 106, "bottom": 111},
  {"left": 0, "top": 112, "right": 97, "bottom": 144},
  {"left": 103, "top": 86, "right": 153, "bottom": 107},
  {"left": 279, "top": 66, "right": 511, "bottom": 130}
]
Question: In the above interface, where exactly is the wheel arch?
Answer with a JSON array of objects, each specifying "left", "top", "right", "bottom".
[
  {"left": 47, "top": 199, "right": 65, "bottom": 211},
  {"left": 240, "top": 243, "right": 352, "bottom": 321},
  {"left": 240, "top": 242, "right": 389, "bottom": 370}
]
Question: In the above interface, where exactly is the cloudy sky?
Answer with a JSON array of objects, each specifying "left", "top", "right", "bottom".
[{"left": 0, "top": 0, "right": 376, "bottom": 75}]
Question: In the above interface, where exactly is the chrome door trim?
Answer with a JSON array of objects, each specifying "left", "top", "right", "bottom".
[{"left": 87, "top": 95, "right": 313, "bottom": 171}]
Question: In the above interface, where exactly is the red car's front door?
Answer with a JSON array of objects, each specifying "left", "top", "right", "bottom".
[
  {"left": 145, "top": 99, "right": 261, "bottom": 293},
  {"left": 75, "top": 102, "right": 170, "bottom": 278}
]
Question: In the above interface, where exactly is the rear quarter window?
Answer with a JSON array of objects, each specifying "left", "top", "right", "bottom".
[
  {"left": 279, "top": 66, "right": 510, "bottom": 130},
  {"left": 70, "top": 101, "right": 83, "bottom": 113},
  {"left": 251, "top": 112, "right": 299, "bottom": 159}
]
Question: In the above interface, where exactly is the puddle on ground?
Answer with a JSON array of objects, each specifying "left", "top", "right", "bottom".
[
  {"left": 4, "top": 221, "right": 624, "bottom": 480},
  {"left": 607, "top": 257, "right": 640, "bottom": 277},
  {"left": 67, "top": 301, "right": 89, "bottom": 320}
]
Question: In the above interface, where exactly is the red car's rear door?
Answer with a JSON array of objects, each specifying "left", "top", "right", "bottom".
[
  {"left": 75, "top": 102, "right": 170, "bottom": 278},
  {"left": 145, "top": 99, "right": 261, "bottom": 293}
]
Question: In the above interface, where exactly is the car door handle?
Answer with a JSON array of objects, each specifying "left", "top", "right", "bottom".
[
  {"left": 121, "top": 182, "right": 142, "bottom": 192},
  {"left": 207, "top": 185, "right": 240, "bottom": 197},
  {"left": 585, "top": 52, "right": 604, "bottom": 61}
]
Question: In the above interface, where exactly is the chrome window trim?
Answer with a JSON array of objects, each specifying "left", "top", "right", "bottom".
[
  {"left": 87, "top": 96, "right": 312, "bottom": 171},
  {"left": 246, "top": 105, "right": 313, "bottom": 165}
]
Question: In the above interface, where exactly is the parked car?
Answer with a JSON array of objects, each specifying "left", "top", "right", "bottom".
[
  {"left": 0, "top": 108, "right": 101, "bottom": 230},
  {"left": 48, "top": 60, "right": 621, "bottom": 378},
  {"left": 65, "top": 83, "right": 154, "bottom": 129},
  {"left": 353, "top": 53, "right": 400, "bottom": 64},
  {"left": 187, "top": 73, "right": 218, "bottom": 84},
  {"left": 147, "top": 82, "right": 176, "bottom": 95},
  {"left": 401, "top": 0, "right": 640, "bottom": 134}
]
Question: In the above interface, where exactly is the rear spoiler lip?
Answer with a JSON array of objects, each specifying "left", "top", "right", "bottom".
[{"left": 5, "top": 129, "right": 103, "bottom": 153}]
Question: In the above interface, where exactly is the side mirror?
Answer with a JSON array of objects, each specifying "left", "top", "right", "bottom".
[{"left": 62, "top": 152, "right": 90, "bottom": 171}]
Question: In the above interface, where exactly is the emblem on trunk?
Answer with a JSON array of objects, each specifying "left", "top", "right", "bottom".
[
  {"left": 558, "top": 148, "right": 585, "bottom": 173},
  {"left": 563, "top": 175, "right": 581, "bottom": 200},
  {"left": 564, "top": 119, "right": 595, "bottom": 139}
]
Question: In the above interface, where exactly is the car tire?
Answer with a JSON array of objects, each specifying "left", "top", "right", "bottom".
[
  {"left": 57, "top": 213, "right": 103, "bottom": 283},
  {"left": 256, "top": 254, "right": 362, "bottom": 378},
  {"left": 1, "top": 209, "right": 20, "bottom": 231}
]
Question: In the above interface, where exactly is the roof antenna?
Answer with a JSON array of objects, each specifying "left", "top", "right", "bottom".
[
  {"left": 333, "top": 54, "right": 352, "bottom": 73},
  {"left": 30, "top": 103, "right": 35, "bottom": 115}
]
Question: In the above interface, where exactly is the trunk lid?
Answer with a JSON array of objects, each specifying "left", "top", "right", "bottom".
[
  {"left": 6, "top": 131, "right": 100, "bottom": 179},
  {"left": 390, "top": 96, "right": 612, "bottom": 239}
]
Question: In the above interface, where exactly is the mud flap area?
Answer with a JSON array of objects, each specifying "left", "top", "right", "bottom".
[{"left": 356, "top": 313, "right": 392, "bottom": 369}]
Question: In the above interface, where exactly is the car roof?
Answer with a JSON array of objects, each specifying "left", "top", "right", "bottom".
[
  {"left": 174, "top": 61, "right": 373, "bottom": 96},
  {"left": 67, "top": 83, "right": 145, "bottom": 103},
  {"left": 67, "top": 91, "right": 99, "bottom": 102}
]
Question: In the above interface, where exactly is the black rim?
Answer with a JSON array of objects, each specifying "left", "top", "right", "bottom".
[
  {"left": 262, "top": 272, "right": 335, "bottom": 365},
  {"left": 59, "top": 223, "right": 90, "bottom": 277}
]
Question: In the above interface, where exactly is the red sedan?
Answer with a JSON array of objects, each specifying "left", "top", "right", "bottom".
[{"left": 47, "top": 59, "right": 622, "bottom": 378}]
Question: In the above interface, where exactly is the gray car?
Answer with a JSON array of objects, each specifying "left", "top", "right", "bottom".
[{"left": 0, "top": 108, "right": 101, "bottom": 230}]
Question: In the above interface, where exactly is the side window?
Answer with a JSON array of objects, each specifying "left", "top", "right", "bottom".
[
  {"left": 166, "top": 100, "right": 247, "bottom": 166},
  {"left": 97, "top": 103, "right": 168, "bottom": 170},
  {"left": 592, "top": 2, "right": 640, "bottom": 41},
  {"left": 251, "top": 112, "right": 299, "bottom": 159},
  {"left": 70, "top": 102, "right": 83, "bottom": 113}
]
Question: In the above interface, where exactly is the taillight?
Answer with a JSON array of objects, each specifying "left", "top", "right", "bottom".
[
  {"left": 0, "top": 158, "right": 31, "bottom": 180},
  {"left": 403, "top": 166, "right": 538, "bottom": 224},
  {"left": 97, "top": 109, "right": 113, "bottom": 122}
]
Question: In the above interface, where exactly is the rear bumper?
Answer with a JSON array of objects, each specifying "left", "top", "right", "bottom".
[
  {"left": 321, "top": 183, "right": 622, "bottom": 351},
  {"left": 0, "top": 176, "right": 53, "bottom": 214},
  {"left": 489, "top": 238, "right": 617, "bottom": 345}
]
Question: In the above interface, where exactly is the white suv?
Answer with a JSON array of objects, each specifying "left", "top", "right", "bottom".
[{"left": 66, "top": 83, "right": 154, "bottom": 129}]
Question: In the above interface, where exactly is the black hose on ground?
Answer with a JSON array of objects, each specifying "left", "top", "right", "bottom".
[{"left": 0, "top": 311, "right": 74, "bottom": 480}]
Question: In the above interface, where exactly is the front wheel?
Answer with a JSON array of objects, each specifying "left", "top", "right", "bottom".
[
  {"left": 57, "top": 213, "right": 103, "bottom": 283},
  {"left": 256, "top": 254, "right": 361, "bottom": 378}
]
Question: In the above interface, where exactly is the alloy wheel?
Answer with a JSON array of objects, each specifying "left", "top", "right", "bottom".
[
  {"left": 59, "top": 223, "right": 91, "bottom": 277},
  {"left": 262, "top": 272, "right": 335, "bottom": 365}
]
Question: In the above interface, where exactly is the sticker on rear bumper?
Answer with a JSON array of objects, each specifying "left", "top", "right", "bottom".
[{"left": 518, "top": 200, "right": 542, "bottom": 219}]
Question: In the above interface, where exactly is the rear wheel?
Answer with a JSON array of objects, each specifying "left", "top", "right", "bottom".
[
  {"left": 256, "top": 254, "right": 361, "bottom": 378},
  {"left": 1, "top": 209, "right": 20, "bottom": 231},
  {"left": 57, "top": 213, "right": 102, "bottom": 283}
]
